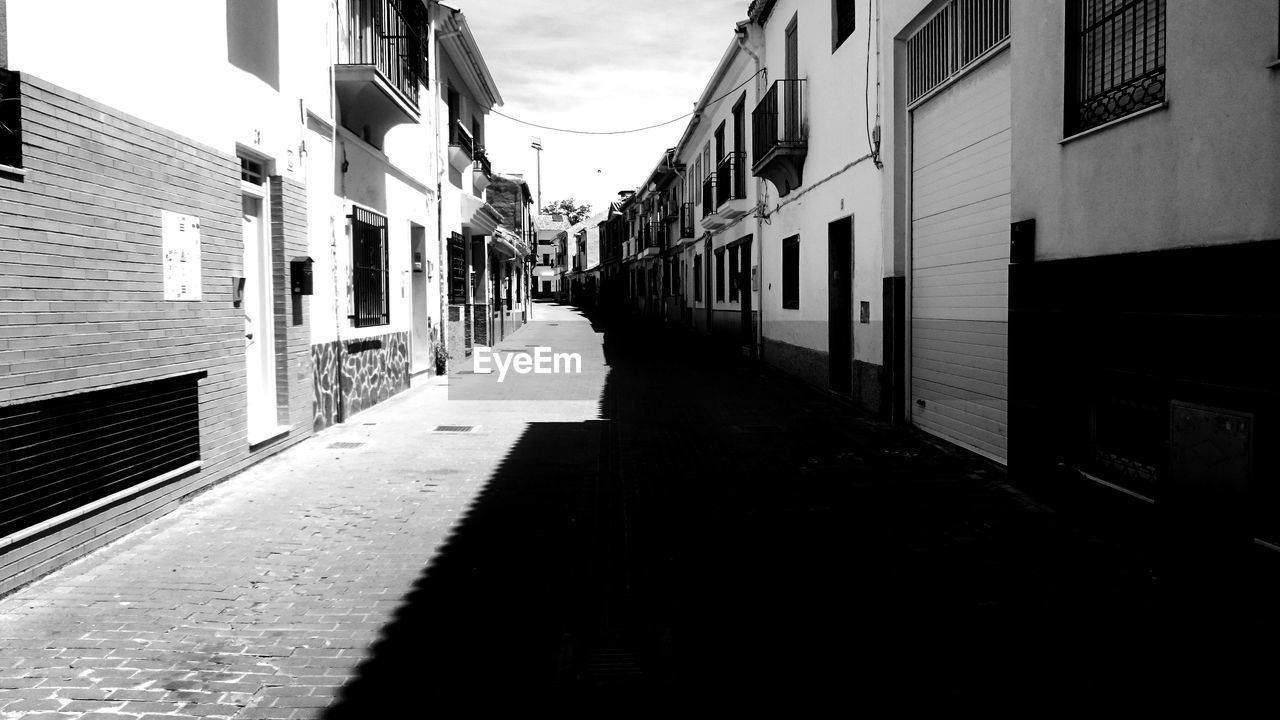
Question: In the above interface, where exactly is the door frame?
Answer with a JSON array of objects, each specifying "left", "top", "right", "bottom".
[
  {"left": 239, "top": 168, "right": 281, "bottom": 444},
  {"left": 828, "top": 215, "right": 853, "bottom": 395}
]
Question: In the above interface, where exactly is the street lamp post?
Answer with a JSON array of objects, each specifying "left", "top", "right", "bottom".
[{"left": 527, "top": 135, "right": 542, "bottom": 210}]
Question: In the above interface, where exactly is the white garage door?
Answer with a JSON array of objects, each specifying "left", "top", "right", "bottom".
[{"left": 910, "top": 48, "right": 1010, "bottom": 463}]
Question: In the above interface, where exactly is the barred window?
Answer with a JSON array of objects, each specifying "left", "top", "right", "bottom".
[
  {"left": 448, "top": 232, "right": 466, "bottom": 304},
  {"left": 1, "top": 70, "right": 22, "bottom": 170},
  {"left": 1065, "top": 0, "right": 1166, "bottom": 135},
  {"left": 351, "top": 208, "right": 389, "bottom": 327},
  {"left": 782, "top": 235, "right": 800, "bottom": 310}
]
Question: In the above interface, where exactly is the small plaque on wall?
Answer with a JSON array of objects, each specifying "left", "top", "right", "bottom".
[{"left": 162, "top": 210, "right": 202, "bottom": 301}]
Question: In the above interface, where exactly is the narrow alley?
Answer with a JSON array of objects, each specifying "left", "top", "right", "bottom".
[{"left": 4, "top": 302, "right": 1270, "bottom": 717}]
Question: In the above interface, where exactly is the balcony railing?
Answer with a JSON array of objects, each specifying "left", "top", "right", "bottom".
[
  {"left": 716, "top": 151, "right": 746, "bottom": 207},
  {"left": 702, "top": 174, "right": 716, "bottom": 218},
  {"left": 450, "top": 121, "right": 474, "bottom": 161},
  {"left": 647, "top": 222, "right": 663, "bottom": 250},
  {"left": 474, "top": 146, "right": 492, "bottom": 177},
  {"left": 342, "top": 0, "right": 426, "bottom": 105},
  {"left": 752, "top": 79, "right": 807, "bottom": 196},
  {"left": 680, "top": 203, "right": 696, "bottom": 238}
]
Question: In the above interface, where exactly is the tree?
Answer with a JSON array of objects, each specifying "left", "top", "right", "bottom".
[{"left": 540, "top": 198, "right": 592, "bottom": 226}]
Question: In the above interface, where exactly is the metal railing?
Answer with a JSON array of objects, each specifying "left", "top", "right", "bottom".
[
  {"left": 450, "top": 120, "right": 474, "bottom": 161},
  {"left": 342, "top": 0, "right": 426, "bottom": 105},
  {"left": 647, "top": 222, "right": 663, "bottom": 250},
  {"left": 1066, "top": 0, "right": 1165, "bottom": 134},
  {"left": 752, "top": 79, "right": 806, "bottom": 167},
  {"left": 473, "top": 145, "right": 492, "bottom": 179},
  {"left": 906, "top": 0, "right": 1009, "bottom": 104},
  {"left": 702, "top": 173, "right": 716, "bottom": 218},
  {"left": 716, "top": 151, "right": 746, "bottom": 207},
  {"left": 680, "top": 203, "right": 696, "bottom": 238}
]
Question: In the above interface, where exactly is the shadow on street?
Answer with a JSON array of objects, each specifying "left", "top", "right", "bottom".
[{"left": 322, "top": 310, "right": 1278, "bottom": 713}]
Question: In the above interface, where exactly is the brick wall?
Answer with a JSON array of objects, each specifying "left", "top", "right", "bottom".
[{"left": 0, "top": 74, "right": 312, "bottom": 595}]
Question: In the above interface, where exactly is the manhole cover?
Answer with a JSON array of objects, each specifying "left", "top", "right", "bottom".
[
  {"left": 328, "top": 442, "right": 365, "bottom": 449},
  {"left": 433, "top": 425, "right": 476, "bottom": 433}
]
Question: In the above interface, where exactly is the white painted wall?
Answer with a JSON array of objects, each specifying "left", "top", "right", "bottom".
[
  {"left": 755, "top": 0, "right": 884, "bottom": 366},
  {"left": 1011, "top": 0, "right": 1280, "bottom": 259}
]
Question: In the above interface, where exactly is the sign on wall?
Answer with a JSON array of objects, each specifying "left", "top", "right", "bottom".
[{"left": 162, "top": 210, "right": 202, "bottom": 301}]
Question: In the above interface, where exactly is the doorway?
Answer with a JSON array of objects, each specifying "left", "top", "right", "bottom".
[
  {"left": 738, "top": 237, "right": 753, "bottom": 354},
  {"left": 242, "top": 192, "right": 279, "bottom": 442},
  {"left": 828, "top": 216, "right": 853, "bottom": 395},
  {"left": 410, "top": 223, "right": 432, "bottom": 374}
]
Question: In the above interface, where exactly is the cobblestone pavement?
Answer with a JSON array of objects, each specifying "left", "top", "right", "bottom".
[{"left": 2, "top": 302, "right": 1277, "bottom": 716}]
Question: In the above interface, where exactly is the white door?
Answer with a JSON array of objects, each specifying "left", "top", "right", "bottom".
[
  {"left": 910, "top": 50, "right": 1011, "bottom": 463},
  {"left": 243, "top": 194, "right": 278, "bottom": 442}
]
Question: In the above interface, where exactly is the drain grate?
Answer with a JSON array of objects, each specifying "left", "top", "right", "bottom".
[
  {"left": 433, "top": 425, "right": 476, "bottom": 433},
  {"left": 328, "top": 442, "right": 365, "bottom": 449}
]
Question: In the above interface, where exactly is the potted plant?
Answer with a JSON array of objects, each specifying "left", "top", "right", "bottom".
[{"left": 433, "top": 342, "right": 450, "bottom": 376}]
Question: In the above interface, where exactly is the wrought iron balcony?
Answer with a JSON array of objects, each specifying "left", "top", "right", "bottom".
[
  {"left": 334, "top": 0, "right": 425, "bottom": 145},
  {"left": 702, "top": 174, "right": 716, "bottom": 219},
  {"left": 680, "top": 203, "right": 696, "bottom": 239},
  {"left": 716, "top": 151, "right": 746, "bottom": 208},
  {"left": 448, "top": 120, "right": 474, "bottom": 171},
  {"left": 473, "top": 146, "right": 493, "bottom": 192},
  {"left": 752, "top": 78, "right": 807, "bottom": 196}
]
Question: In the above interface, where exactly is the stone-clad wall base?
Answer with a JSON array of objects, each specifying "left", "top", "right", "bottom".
[{"left": 311, "top": 331, "right": 411, "bottom": 431}]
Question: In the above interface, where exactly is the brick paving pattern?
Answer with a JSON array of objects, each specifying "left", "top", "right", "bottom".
[{"left": 2, "top": 302, "right": 1277, "bottom": 715}]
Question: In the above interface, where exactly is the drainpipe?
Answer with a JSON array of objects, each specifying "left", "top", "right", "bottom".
[
  {"left": 431, "top": 3, "right": 448, "bottom": 372},
  {"left": 737, "top": 21, "right": 765, "bottom": 360},
  {"left": 330, "top": 0, "right": 346, "bottom": 422}
]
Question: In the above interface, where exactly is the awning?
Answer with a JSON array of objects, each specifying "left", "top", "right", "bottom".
[{"left": 462, "top": 193, "right": 503, "bottom": 235}]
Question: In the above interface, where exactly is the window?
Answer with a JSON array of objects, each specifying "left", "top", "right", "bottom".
[
  {"left": 448, "top": 232, "right": 466, "bottom": 304},
  {"left": 782, "top": 235, "right": 800, "bottom": 309},
  {"left": 240, "top": 156, "right": 266, "bottom": 185},
  {"left": 729, "top": 245, "right": 740, "bottom": 302},
  {"left": 715, "top": 248, "right": 726, "bottom": 301},
  {"left": 833, "top": 0, "right": 857, "bottom": 51},
  {"left": 1, "top": 70, "right": 23, "bottom": 170},
  {"left": 351, "top": 207, "right": 389, "bottom": 327},
  {"left": 1065, "top": 0, "right": 1166, "bottom": 135},
  {"left": 694, "top": 254, "right": 703, "bottom": 302}
]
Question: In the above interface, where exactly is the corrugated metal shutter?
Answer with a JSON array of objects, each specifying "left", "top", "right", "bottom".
[{"left": 910, "top": 49, "right": 1011, "bottom": 463}]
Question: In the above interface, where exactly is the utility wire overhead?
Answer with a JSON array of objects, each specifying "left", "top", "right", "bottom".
[{"left": 488, "top": 68, "right": 764, "bottom": 136}]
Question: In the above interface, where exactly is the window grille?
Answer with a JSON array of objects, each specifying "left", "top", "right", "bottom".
[
  {"left": 782, "top": 235, "right": 800, "bottom": 309},
  {"left": 350, "top": 207, "right": 389, "bottom": 327},
  {"left": 0, "top": 70, "right": 22, "bottom": 170},
  {"left": 1065, "top": 0, "right": 1166, "bottom": 134},
  {"left": 448, "top": 232, "right": 466, "bottom": 304},
  {"left": 907, "top": 0, "right": 1009, "bottom": 104}
]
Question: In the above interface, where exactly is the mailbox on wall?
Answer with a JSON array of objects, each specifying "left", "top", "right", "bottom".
[{"left": 290, "top": 257, "right": 314, "bottom": 295}]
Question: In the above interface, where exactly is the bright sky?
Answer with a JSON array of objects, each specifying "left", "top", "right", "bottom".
[{"left": 457, "top": 0, "right": 750, "bottom": 216}]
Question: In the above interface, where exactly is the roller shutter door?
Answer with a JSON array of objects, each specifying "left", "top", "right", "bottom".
[{"left": 910, "top": 49, "right": 1010, "bottom": 463}]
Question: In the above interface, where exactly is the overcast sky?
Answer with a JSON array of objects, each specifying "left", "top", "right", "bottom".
[{"left": 457, "top": 0, "right": 749, "bottom": 216}]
